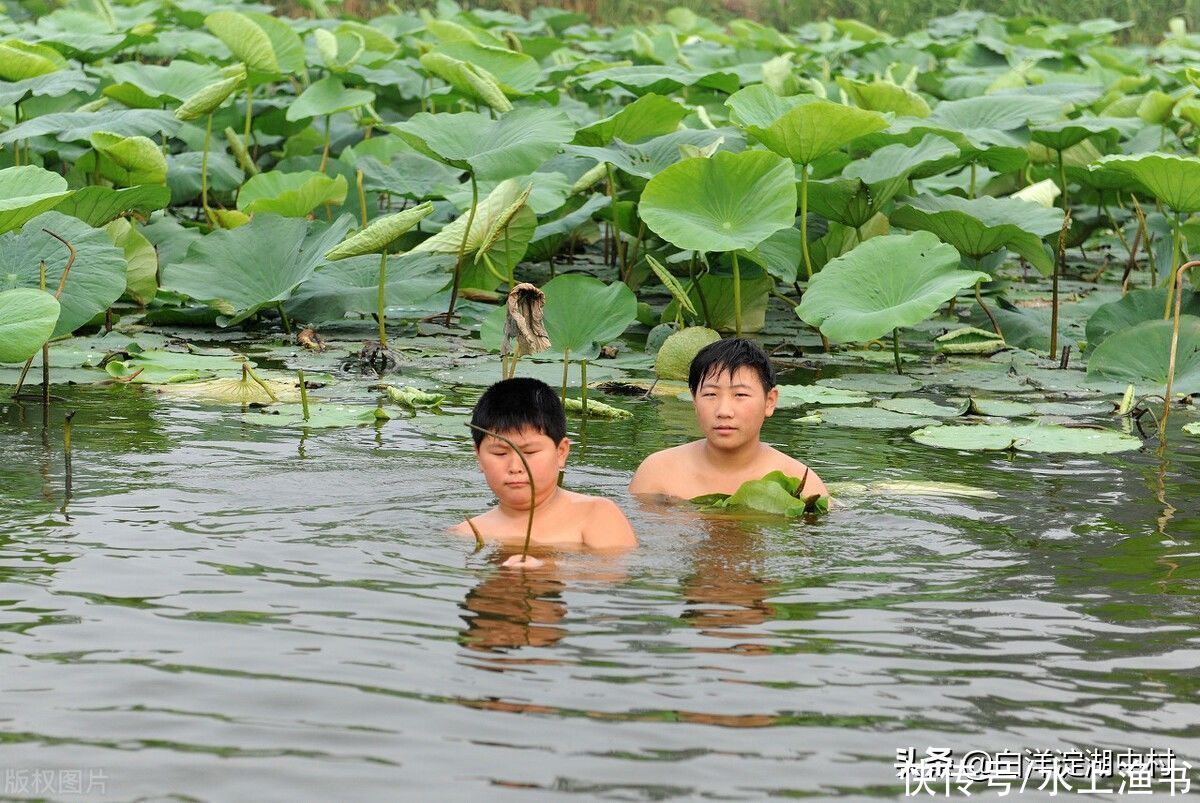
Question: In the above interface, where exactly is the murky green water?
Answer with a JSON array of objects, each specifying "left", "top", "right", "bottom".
[{"left": 2, "top": 332, "right": 1199, "bottom": 800}]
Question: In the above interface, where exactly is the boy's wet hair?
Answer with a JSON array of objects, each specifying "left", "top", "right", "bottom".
[
  {"left": 470, "top": 377, "right": 567, "bottom": 447},
  {"left": 688, "top": 337, "right": 776, "bottom": 394}
]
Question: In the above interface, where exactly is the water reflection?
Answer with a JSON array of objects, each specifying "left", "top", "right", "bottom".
[{"left": 458, "top": 558, "right": 569, "bottom": 652}]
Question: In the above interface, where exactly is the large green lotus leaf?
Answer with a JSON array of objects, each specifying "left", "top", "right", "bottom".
[
  {"left": 564, "top": 127, "right": 745, "bottom": 180},
  {"left": 161, "top": 214, "right": 354, "bottom": 326},
  {"left": 410, "top": 179, "right": 535, "bottom": 274},
  {"left": 205, "top": 11, "right": 304, "bottom": 75},
  {"left": 806, "top": 179, "right": 881, "bottom": 229},
  {"left": 0, "top": 212, "right": 126, "bottom": 337},
  {"left": 389, "top": 108, "right": 574, "bottom": 181},
  {"left": 640, "top": 150, "right": 796, "bottom": 253},
  {"left": 89, "top": 132, "right": 168, "bottom": 186},
  {"left": 876, "top": 397, "right": 965, "bottom": 417},
  {"left": 106, "top": 218, "right": 157, "bottom": 306},
  {"left": 572, "top": 64, "right": 739, "bottom": 96},
  {"left": 922, "top": 94, "right": 1066, "bottom": 138},
  {"left": 53, "top": 185, "right": 171, "bottom": 227},
  {"left": 836, "top": 77, "right": 931, "bottom": 117},
  {"left": 746, "top": 99, "right": 888, "bottom": 165},
  {"left": 435, "top": 40, "right": 540, "bottom": 95},
  {"left": 1029, "top": 117, "right": 1132, "bottom": 152},
  {"left": 166, "top": 151, "right": 244, "bottom": 205},
  {"left": 1086, "top": 287, "right": 1200, "bottom": 349},
  {"left": 817, "top": 372, "right": 924, "bottom": 393},
  {"left": 0, "top": 166, "right": 72, "bottom": 235},
  {"left": 526, "top": 193, "right": 611, "bottom": 261},
  {"left": 890, "top": 194, "right": 1063, "bottom": 275},
  {"left": 237, "top": 171, "right": 349, "bottom": 218},
  {"left": 775, "top": 384, "right": 871, "bottom": 407},
  {"left": 102, "top": 61, "right": 224, "bottom": 108},
  {"left": 1096, "top": 153, "right": 1200, "bottom": 213},
  {"left": 419, "top": 52, "right": 511, "bottom": 113},
  {"left": 725, "top": 85, "right": 816, "bottom": 129},
  {"left": 911, "top": 422, "right": 1140, "bottom": 454},
  {"left": 815, "top": 406, "right": 940, "bottom": 429},
  {"left": 325, "top": 202, "right": 434, "bottom": 259},
  {"left": 286, "top": 251, "right": 452, "bottom": 323},
  {"left": 0, "top": 41, "right": 66, "bottom": 81},
  {"left": 542, "top": 273, "right": 638, "bottom": 357},
  {"left": 0, "top": 109, "right": 181, "bottom": 146},
  {"left": 573, "top": 94, "right": 686, "bottom": 146},
  {"left": 797, "top": 231, "right": 987, "bottom": 343},
  {"left": 0, "top": 70, "right": 96, "bottom": 106},
  {"left": 285, "top": 75, "right": 375, "bottom": 121},
  {"left": 350, "top": 152, "right": 461, "bottom": 200},
  {"left": 1087, "top": 317, "right": 1200, "bottom": 395},
  {"left": 693, "top": 471, "right": 824, "bottom": 517},
  {"left": 655, "top": 326, "right": 721, "bottom": 380},
  {"left": 0, "top": 288, "right": 60, "bottom": 364}
]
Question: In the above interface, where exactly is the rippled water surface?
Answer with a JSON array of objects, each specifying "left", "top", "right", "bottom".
[{"left": 2, "top": 359, "right": 1199, "bottom": 800}]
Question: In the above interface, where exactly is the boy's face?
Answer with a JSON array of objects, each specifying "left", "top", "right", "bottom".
[
  {"left": 475, "top": 426, "right": 569, "bottom": 510},
  {"left": 692, "top": 365, "right": 778, "bottom": 452}
]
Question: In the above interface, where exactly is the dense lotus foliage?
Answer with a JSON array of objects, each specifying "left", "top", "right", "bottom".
[{"left": 4, "top": 0, "right": 1200, "bottom": 452}]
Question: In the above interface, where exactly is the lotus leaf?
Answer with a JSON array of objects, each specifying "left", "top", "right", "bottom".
[
  {"left": 890, "top": 194, "right": 1063, "bottom": 275},
  {"left": 573, "top": 94, "right": 686, "bottom": 146},
  {"left": 1029, "top": 117, "right": 1130, "bottom": 152},
  {"left": 655, "top": 326, "right": 720, "bottom": 380},
  {"left": 410, "top": 179, "right": 535, "bottom": 276},
  {"left": 433, "top": 40, "right": 540, "bottom": 95},
  {"left": 0, "top": 166, "right": 72, "bottom": 235},
  {"left": 174, "top": 71, "right": 244, "bottom": 121},
  {"left": 797, "top": 231, "right": 987, "bottom": 343},
  {"left": 286, "top": 251, "right": 451, "bottom": 323},
  {"left": 775, "top": 384, "right": 872, "bottom": 407},
  {"left": 386, "top": 385, "right": 445, "bottom": 409},
  {"left": 419, "top": 52, "right": 511, "bottom": 113},
  {"left": 640, "top": 150, "right": 796, "bottom": 253},
  {"left": 162, "top": 214, "right": 353, "bottom": 326},
  {"left": 103, "top": 61, "right": 224, "bottom": 108},
  {"left": 817, "top": 373, "right": 924, "bottom": 393},
  {"left": 0, "top": 288, "right": 60, "bottom": 363},
  {"left": 935, "top": 326, "right": 1007, "bottom": 355},
  {"left": 389, "top": 108, "right": 574, "bottom": 182},
  {"left": 0, "top": 211, "right": 126, "bottom": 337},
  {"left": 1096, "top": 153, "right": 1200, "bottom": 213},
  {"left": 286, "top": 75, "right": 375, "bottom": 121},
  {"left": 836, "top": 77, "right": 931, "bottom": 117},
  {"left": 1184, "top": 422, "right": 1200, "bottom": 436},
  {"left": 205, "top": 11, "right": 304, "bottom": 75},
  {"left": 744, "top": 99, "right": 889, "bottom": 165},
  {"left": 243, "top": 404, "right": 387, "bottom": 429},
  {"left": 1086, "top": 287, "right": 1200, "bottom": 349},
  {"left": 53, "top": 185, "right": 171, "bottom": 227},
  {"left": 0, "top": 70, "right": 96, "bottom": 107},
  {"left": 692, "top": 471, "right": 827, "bottom": 516},
  {"left": 817, "top": 406, "right": 940, "bottom": 429},
  {"left": 564, "top": 128, "right": 745, "bottom": 180},
  {"left": 106, "top": 218, "right": 157, "bottom": 306},
  {"left": 237, "top": 171, "right": 349, "bottom": 218},
  {"left": 724, "top": 85, "right": 816, "bottom": 129},
  {"left": 150, "top": 374, "right": 299, "bottom": 401},
  {"left": 1086, "top": 317, "right": 1200, "bottom": 395},
  {"left": 876, "top": 397, "right": 965, "bottom": 417},
  {"left": 563, "top": 397, "right": 631, "bottom": 419},
  {"left": 911, "top": 422, "right": 1140, "bottom": 453},
  {"left": 0, "top": 40, "right": 66, "bottom": 81},
  {"left": 89, "top": 132, "right": 167, "bottom": 186},
  {"left": 542, "top": 273, "right": 637, "bottom": 358},
  {"left": 645, "top": 255, "right": 696, "bottom": 316},
  {"left": 573, "top": 64, "right": 738, "bottom": 96},
  {"left": 0, "top": 109, "right": 181, "bottom": 146}
]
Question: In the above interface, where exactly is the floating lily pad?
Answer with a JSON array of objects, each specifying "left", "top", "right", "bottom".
[
  {"left": 817, "top": 406, "right": 940, "bottom": 429},
  {"left": 775, "top": 384, "right": 872, "bottom": 407},
  {"left": 242, "top": 404, "right": 389, "bottom": 429},
  {"left": 1183, "top": 422, "right": 1200, "bottom": 436},
  {"left": 910, "top": 422, "right": 1140, "bottom": 453},
  {"left": 386, "top": 385, "right": 445, "bottom": 409},
  {"left": 876, "top": 397, "right": 965, "bottom": 417},
  {"left": 826, "top": 480, "right": 998, "bottom": 499},
  {"left": 154, "top": 375, "right": 300, "bottom": 403},
  {"left": 816, "top": 373, "right": 924, "bottom": 393},
  {"left": 935, "top": 326, "right": 1007, "bottom": 355},
  {"left": 966, "top": 397, "right": 1035, "bottom": 417}
]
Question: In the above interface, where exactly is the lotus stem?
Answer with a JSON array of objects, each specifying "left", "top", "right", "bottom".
[
  {"left": 580, "top": 359, "right": 588, "bottom": 417},
  {"left": 1049, "top": 210, "right": 1071, "bottom": 359},
  {"left": 1056, "top": 148, "right": 1069, "bottom": 212},
  {"left": 297, "top": 369, "right": 310, "bottom": 421},
  {"left": 1166, "top": 209, "right": 1183, "bottom": 319},
  {"left": 42, "top": 229, "right": 76, "bottom": 300},
  {"left": 1130, "top": 195, "right": 1154, "bottom": 287},
  {"left": 892, "top": 327, "right": 902, "bottom": 376},
  {"left": 356, "top": 169, "right": 368, "bottom": 228},
  {"left": 975, "top": 279, "right": 1002, "bottom": 338},
  {"left": 319, "top": 114, "right": 331, "bottom": 174},
  {"left": 560, "top": 347, "right": 570, "bottom": 407},
  {"left": 200, "top": 112, "right": 213, "bottom": 221},
  {"left": 606, "top": 163, "right": 626, "bottom": 279},
  {"left": 377, "top": 250, "right": 388, "bottom": 347},
  {"left": 63, "top": 410, "right": 75, "bottom": 510},
  {"left": 244, "top": 362, "right": 279, "bottom": 402},
  {"left": 445, "top": 171, "right": 479, "bottom": 324},
  {"left": 690, "top": 254, "right": 712, "bottom": 328},
  {"left": 1159, "top": 259, "right": 1200, "bottom": 443},
  {"left": 799, "top": 164, "right": 813, "bottom": 280},
  {"left": 731, "top": 250, "right": 743, "bottom": 338},
  {"left": 465, "top": 516, "right": 484, "bottom": 550},
  {"left": 969, "top": 161, "right": 976, "bottom": 199},
  {"left": 467, "top": 424, "right": 536, "bottom": 561},
  {"left": 243, "top": 82, "right": 253, "bottom": 148}
]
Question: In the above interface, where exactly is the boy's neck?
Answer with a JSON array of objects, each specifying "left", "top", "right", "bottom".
[{"left": 700, "top": 439, "right": 762, "bottom": 471}]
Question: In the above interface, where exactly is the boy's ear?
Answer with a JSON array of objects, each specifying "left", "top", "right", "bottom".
[
  {"left": 764, "top": 386, "right": 779, "bottom": 417},
  {"left": 556, "top": 436, "right": 570, "bottom": 466}
]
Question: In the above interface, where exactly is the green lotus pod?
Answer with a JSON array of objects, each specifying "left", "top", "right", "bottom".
[
  {"left": 325, "top": 201, "right": 435, "bottom": 259},
  {"left": 175, "top": 71, "right": 245, "bottom": 121}
]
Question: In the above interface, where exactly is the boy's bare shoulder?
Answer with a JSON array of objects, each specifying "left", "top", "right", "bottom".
[
  {"left": 630, "top": 442, "right": 700, "bottom": 494},
  {"left": 634, "top": 442, "right": 695, "bottom": 468}
]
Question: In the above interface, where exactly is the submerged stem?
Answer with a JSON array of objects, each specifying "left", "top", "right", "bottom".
[{"left": 445, "top": 171, "right": 479, "bottom": 323}]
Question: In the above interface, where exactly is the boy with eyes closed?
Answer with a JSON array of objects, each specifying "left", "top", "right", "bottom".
[{"left": 629, "top": 338, "right": 829, "bottom": 500}]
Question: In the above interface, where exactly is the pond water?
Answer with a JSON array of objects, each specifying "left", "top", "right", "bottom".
[{"left": 1, "top": 324, "right": 1199, "bottom": 800}]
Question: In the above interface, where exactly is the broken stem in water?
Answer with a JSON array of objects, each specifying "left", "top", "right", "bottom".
[
  {"left": 297, "top": 369, "right": 310, "bottom": 421},
  {"left": 1159, "top": 259, "right": 1200, "bottom": 445},
  {"left": 467, "top": 424, "right": 537, "bottom": 561}
]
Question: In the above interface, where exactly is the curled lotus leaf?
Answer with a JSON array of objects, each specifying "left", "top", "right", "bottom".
[
  {"left": 0, "top": 288, "right": 60, "bottom": 364},
  {"left": 175, "top": 70, "right": 245, "bottom": 121},
  {"left": 655, "top": 326, "right": 720, "bottom": 380},
  {"left": 325, "top": 202, "right": 434, "bottom": 259},
  {"left": 419, "top": 52, "right": 511, "bottom": 113},
  {"left": 0, "top": 165, "right": 72, "bottom": 235}
]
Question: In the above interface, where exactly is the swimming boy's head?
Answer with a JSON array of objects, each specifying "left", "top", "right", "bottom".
[
  {"left": 688, "top": 338, "right": 779, "bottom": 452},
  {"left": 470, "top": 377, "right": 568, "bottom": 510}
]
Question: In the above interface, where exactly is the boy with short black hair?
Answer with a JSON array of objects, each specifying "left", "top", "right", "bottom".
[
  {"left": 629, "top": 338, "right": 828, "bottom": 499},
  {"left": 452, "top": 377, "right": 637, "bottom": 552}
]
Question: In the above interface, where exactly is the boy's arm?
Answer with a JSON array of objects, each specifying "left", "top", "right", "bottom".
[{"left": 582, "top": 499, "right": 638, "bottom": 550}]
